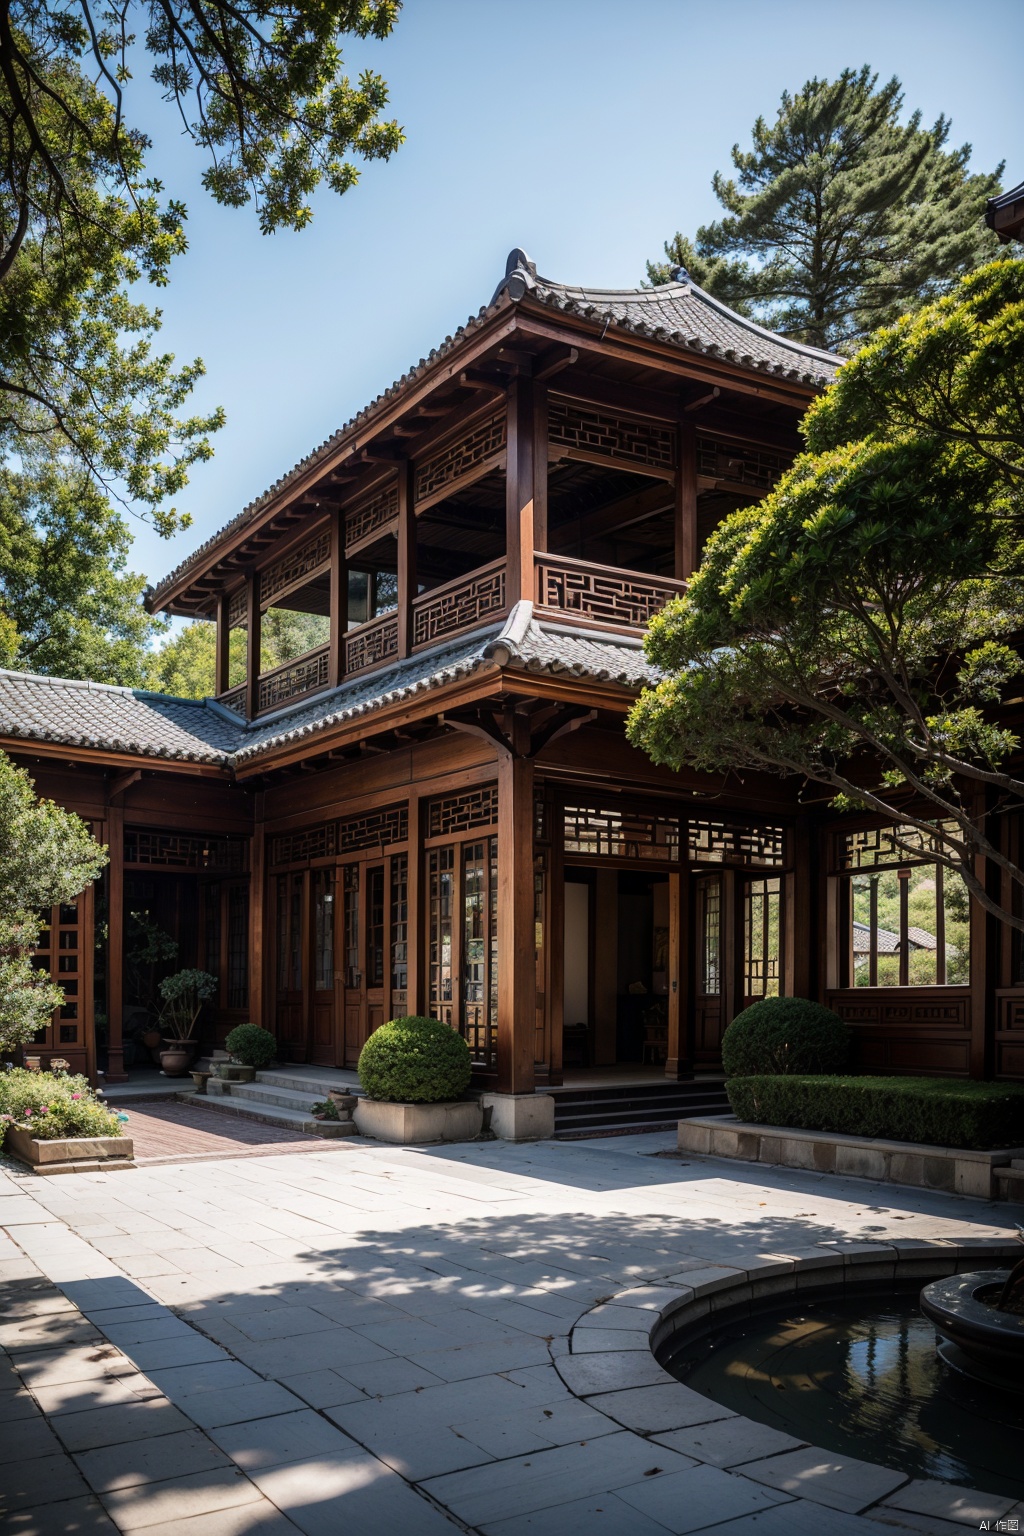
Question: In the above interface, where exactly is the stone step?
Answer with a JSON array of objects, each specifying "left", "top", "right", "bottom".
[
  {"left": 255, "top": 1068, "right": 362, "bottom": 1096},
  {"left": 994, "top": 1164, "right": 1024, "bottom": 1201},
  {"left": 217, "top": 1081, "right": 343, "bottom": 1114},
  {"left": 186, "top": 1093, "right": 357, "bottom": 1138}
]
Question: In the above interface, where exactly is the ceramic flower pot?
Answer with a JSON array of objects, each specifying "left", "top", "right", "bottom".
[{"left": 159, "top": 1041, "right": 197, "bottom": 1077}]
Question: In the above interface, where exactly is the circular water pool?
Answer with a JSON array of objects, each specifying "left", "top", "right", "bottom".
[{"left": 660, "top": 1287, "right": 1024, "bottom": 1499}]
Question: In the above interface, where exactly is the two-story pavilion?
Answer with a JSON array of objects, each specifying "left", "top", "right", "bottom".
[{"left": 4, "top": 251, "right": 1021, "bottom": 1115}]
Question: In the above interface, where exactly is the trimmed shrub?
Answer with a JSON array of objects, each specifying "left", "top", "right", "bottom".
[
  {"left": 726, "top": 1074, "right": 1024, "bottom": 1151},
  {"left": 721, "top": 997, "right": 849, "bottom": 1077},
  {"left": 0, "top": 1069, "right": 123, "bottom": 1141},
  {"left": 225, "top": 1023, "right": 277, "bottom": 1068},
  {"left": 358, "top": 1016, "right": 472, "bottom": 1104}
]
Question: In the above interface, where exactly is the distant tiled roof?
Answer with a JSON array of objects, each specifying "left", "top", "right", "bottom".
[
  {"left": 147, "top": 251, "right": 840, "bottom": 610},
  {"left": 852, "top": 921, "right": 937, "bottom": 954},
  {"left": 0, "top": 606, "right": 656, "bottom": 771}
]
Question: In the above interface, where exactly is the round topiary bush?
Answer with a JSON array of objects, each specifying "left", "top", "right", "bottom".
[
  {"left": 721, "top": 997, "right": 850, "bottom": 1078},
  {"left": 358, "top": 1016, "right": 472, "bottom": 1104},
  {"left": 224, "top": 1023, "right": 277, "bottom": 1069}
]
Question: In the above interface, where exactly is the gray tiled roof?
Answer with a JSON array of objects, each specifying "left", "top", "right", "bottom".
[
  {"left": 0, "top": 606, "right": 657, "bottom": 772},
  {"left": 148, "top": 251, "right": 839, "bottom": 609}
]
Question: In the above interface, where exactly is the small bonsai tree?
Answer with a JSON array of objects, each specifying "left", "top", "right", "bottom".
[
  {"left": 225, "top": 1023, "right": 276, "bottom": 1068},
  {"left": 157, "top": 969, "right": 218, "bottom": 1041},
  {"left": 721, "top": 997, "right": 850, "bottom": 1078},
  {"left": 358, "top": 1016, "right": 472, "bottom": 1104}
]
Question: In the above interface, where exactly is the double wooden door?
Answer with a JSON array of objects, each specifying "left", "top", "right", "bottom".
[
  {"left": 692, "top": 871, "right": 785, "bottom": 1064},
  {"left": 274, "top": 867, "right": 336, "bottom": 1064}
]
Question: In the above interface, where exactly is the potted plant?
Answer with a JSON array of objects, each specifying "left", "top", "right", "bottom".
[
  {"left": 353, "top": 1016, "right": 481, "bottom": 1144},
  {"left": 157, "top": 969, "right": 218, "bottom": 1076},
  {"left": 218, "top": 1023, "right": 276, "bottom": 1082}
]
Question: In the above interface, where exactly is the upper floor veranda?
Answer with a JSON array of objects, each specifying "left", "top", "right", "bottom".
[{"left": 147, "top": 251, "right": 840, "bottom": 721}]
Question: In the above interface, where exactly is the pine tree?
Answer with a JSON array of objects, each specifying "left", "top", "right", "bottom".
[{"left": 647, "top": 68, "right": 1004, "bottom": 353}]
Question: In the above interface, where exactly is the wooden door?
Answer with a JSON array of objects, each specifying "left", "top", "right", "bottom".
[
  {"left": 693, "top": 873, "right": 724, "bottom": 1064},
  {"left": 365, "top": 863, "right": 387, "bottom": 1042},
  {"left": 309, "top": 867, "right": 335, "bottom": 1065},
  {"left": 274, "top": 872, "right": 306, "bottom": 1059},
  {"left": 342, "top": 863, "right": 363, "bottom": 1067}
]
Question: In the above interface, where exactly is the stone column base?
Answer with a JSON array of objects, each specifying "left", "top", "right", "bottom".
[{"left": 481, "top": 1092, "right": 555, "bottom": 1142}]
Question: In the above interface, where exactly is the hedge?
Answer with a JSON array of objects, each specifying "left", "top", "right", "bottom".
[
  {"left": 358, "top": 1016, "right": 472, "bottom": 1104},
  {"left": 726, "top": 1074, "right": 1024, "bottom": 1151}
]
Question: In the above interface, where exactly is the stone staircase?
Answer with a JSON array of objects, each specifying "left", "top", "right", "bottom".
[
  {"left": 994, "top": 1158, "right": 1024, "bottom": 1203},
  {"left": 551, "top": 1077, "right": 731, "bottom": 1138},
  {"left": 187, "top": 1066, "right": 360, "bottom": 1138}
]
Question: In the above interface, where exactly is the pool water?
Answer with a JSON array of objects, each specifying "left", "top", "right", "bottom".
[{"left": 661, "top": 1289, "right": 1024, "bottom": 1499}]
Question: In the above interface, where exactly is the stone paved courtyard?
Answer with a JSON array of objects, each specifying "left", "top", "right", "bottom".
[{"left": 0, "top": 1131, "right": 1020, "bottom": 1535}]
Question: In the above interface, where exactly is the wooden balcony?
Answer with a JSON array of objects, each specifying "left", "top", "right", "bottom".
[{"left": 215, "top": 552, "right": 685, "bottom": 719}]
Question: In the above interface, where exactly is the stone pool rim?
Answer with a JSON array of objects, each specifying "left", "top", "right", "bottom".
[{"left": 553, "top": 1235, "right": 1022, "bottom": 1522}]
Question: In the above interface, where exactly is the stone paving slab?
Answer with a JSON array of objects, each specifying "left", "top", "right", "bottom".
[{"left": 0, "top": 1131, "right": 1019, "bottom": 1533}]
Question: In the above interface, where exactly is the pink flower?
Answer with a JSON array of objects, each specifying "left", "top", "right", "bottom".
[
  {"left": 70, "top": 1093, "right": 80, "bottom": 1100},
  {"left": 24, "top": 1108, "right": 32, "bottom": 1116}
]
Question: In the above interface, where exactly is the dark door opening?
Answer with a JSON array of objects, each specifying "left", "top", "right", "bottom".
[{"left": 562, "top": 868, "right": 669, "bottom": 1071}]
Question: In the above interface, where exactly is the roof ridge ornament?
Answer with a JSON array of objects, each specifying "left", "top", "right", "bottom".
[{"left": 490, "top": 248, "right": 537, "bottom": 306}]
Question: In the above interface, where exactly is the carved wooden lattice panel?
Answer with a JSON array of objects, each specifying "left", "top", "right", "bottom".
[
  {"left": 413, "top": 563, "right": 506, "bottom": 647},
  {"left": 548, "top": 397, "right": 675, "bottom": 473},
  {"left": 537, "top": 557, "right": 679, "bottom": 628},
  {"left": 124, "top": 829, "right": 248, "bottom": 872},
  {"left": 345, "top": 612, "right": 399, "bottom": 675},
  {"left": 563, "top": 802, "right": 680, "bottom": 862},
  {"left": 835, "top": 820, "right": 958, "bottom": 872},
  {"left": 345, "top": 482, "right": 398, "bottom": 551},
  {"left": 688, "top": 818, "right": 786, "bottom": 867},
  {"left": 258, "top": 645, "right": 330, "bottom": 713},
  {"left": 227, "top": 587, "right": 248, "bottom": 629},
  {"left": 259, "top": 530, "right": 330, "bottom": 608},
  {"left": 339, "top": 805, "right": 408, "bottom": 852},
  {"left": 271, "top": 823, "right": 337, "bottom": 867},
  {"left": 697, "top": 436, "right": 789, "bottom": 494},
  {"left": 218, "top": 685, "right": 246, "bottom": 716},
  {"left": 415, "top": 410, "right": 506, "bottom": 504},
  {"left": 428, "top": 785, "right": 498, "bottom": 838}
]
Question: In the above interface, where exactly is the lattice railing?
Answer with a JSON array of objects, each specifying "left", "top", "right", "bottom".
[
  {"left": 415, "top": 409, "right": 506, "bottom": 507},
  {"left": 535, "top": 554, "right": 685, "bottom": 629},
  {"left": 344, "top": 611, "right": 399, "bottom": 676},
  {"left": 227, "top": 586, "right": 247, "bottom": 629},
  {"left": 259, "top": 529, "right": 330, "bottom": 608},
  {"left": 412, "top": 559, "right": 506, "bottom": 648},
  {"left": 548, "top": 396, "right": 675, "bottom": 475},
  {"left": 217, "top": 684, "right": 247, "bottom": 716},
  {"left": 345, "top": 481, "right": 398, "bottom": 552},
  {"left": 696, "top": 435, "right": 789, "bottom": 495},
  {"left": 257, "top": 644, "right": 330, "bottom": 713}
]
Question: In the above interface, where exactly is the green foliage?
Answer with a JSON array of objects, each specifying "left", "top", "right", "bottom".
[
  {"left": 358, "top": 1016, "right": 472, "bottom": 1104},
  {"left": 148, "top": 609, "right": 330, "bottom": 698},
  {"left": 157, "top": 969, "right": 218, "bottom": 1040},
  {"left": 310, "top": 1097, "right": 340, "bottom": 1120},
  {"left": 647, "top": 67, "right": 1003, "bottom": 352},
  {"left": 726, "top": 1073, "right": 1024, "bottom": 1151},
  {"left": 0, "top": 1069, "right": 123, "bottom": 1140},
  {"left": 0, "top": 457, "right": 166, "bottom": 684},
  {"left": 224, "top": 1023, "right": 277, "bottom": 1068},
  {"left": 721, "top": 997, "right": 850, "bottom": 1078},
  {"left": 0, "top": 754, "right": 107, "bottom": 1052},
  {"left": 628, "top": 260, "right": 1024, "bottom": 932}
]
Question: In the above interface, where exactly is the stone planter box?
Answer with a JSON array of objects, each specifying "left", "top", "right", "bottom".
[
  {"left": 353, "top": 1098, "right": 483, "bottom": 1145},
  {"left": 678, "top": 1114, "right": 1024, "bottom": 1199},
  {"left": 215, "top": 1063, "right": 256, "bottom": 1083},
  {"left": 5, "top": 1125, "right": 133, "bottom": 1176}
]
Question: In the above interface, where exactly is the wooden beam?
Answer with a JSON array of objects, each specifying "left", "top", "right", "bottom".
[
  {"left": 107, "top": 769, "right": 143, "bottom": 800},
  {"left": 245, "top": 571, "right": 261, "bottom": 721},
  {"left": 683, "top": 386, "right": 721, "bottom": 413},
  {"left": 675, "top": 420, "right": 698, "bottom": 581},
  {"left": 496, "top": 750, "right": 536, "bottom": 1094},
  {"left": 459, "top": 369, "right": 507, "bottom": 397},
  {"left": 535, "top": 345, "right": 579, "bottom": 382},
  {"left": 506, "top": 376, "right": 536, "bottom": 606},
  {"left": 215, "top": 592, "right": 230, "bottom": 697},
  {"left": 105, "top": 802, "right": 127, "bottom": 1083},
  {"left": 396, "top": 459, "right": 416, "bottom": 659}
]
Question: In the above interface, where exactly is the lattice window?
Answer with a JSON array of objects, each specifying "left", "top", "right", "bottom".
[
  {"left": 218, "top": 684, "right": 246, "bottom": 716},
  {"left": 688, "top": 818, "right": 786, "bottom": 867},
  {"left": 258, "top": 645, "right": 330, "bottom": 713},
  {"left": 413, "top": 563, "right": 506, "bottom": 646},
  {"left": 345, "top": 482, "right": 398, "bottom": 550},
  {"left": 563, "top": 803, "right": 680, "bottom": 862},
  {"left": 259, "top": 530, "right": 330, "bottom": 608},
  {"left": 271, "top": 822, "right": 337, "bottom": 867},
  {"left": 548, "top": 397, "right": 675, "bottom": 473},
  {"left": 227, "top": 587, "right": 247, "bottom": 629},
  {"left": 696, "top": 435, "right": 789, "bottom": 495},
  {"left": 537, "top": 557, "right": 679, "bottom": 628},
  {"left": 835, "top": 819, "right": 960, "bottom": 872},
  {"left": 428, "top": 785, "right": 498, "bottom": 838},
  {"left": 415, "top": 410, "right": 506, "bottom": 504},
  {"left": 345, "top": 612, "right": 399, "bottom": 675},
  {"left": 339, "top": 805, "right": 408, "bottom": 852},
  {"left": 124, "top": 830, "right": 247, "bottom": 872},
  {"left": 744, "top": 876, "right": 782, "bottom": 1000}
]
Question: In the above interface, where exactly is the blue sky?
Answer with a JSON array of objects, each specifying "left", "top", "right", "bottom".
[{"left": 129, "top": 0, "right": 1024, "bottom": 616}]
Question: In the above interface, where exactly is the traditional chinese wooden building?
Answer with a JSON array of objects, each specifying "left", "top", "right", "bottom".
[{"left": 3, "top": 250, "right": 1021, "bottom": 1123}]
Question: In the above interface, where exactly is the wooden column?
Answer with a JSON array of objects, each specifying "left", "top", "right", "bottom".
[
  {"left": 215, "top": 593, "right": 230, "bottom": 697},
  {"left": 328, "top": 508, "right": 347, "bottom": 688},
  {"left": 245, "top": 571, "right": 261, "bottom": 721},
  {"left": 506, "top": 378, "right": 538, "bottom": 606},
  {"left": 665, "top": 870, "right": 692, "bottom": 1079},
  {"left": 248, "top": 802, "right": 265, "bottom": 1031},
  {"left": 397, "top": 461, "right": 416, "bottom": 657},
  {"left": 791, "top": 815, "right": 814, "bottom": 1000},
  {"left": 675, "top": 420, "right": 698, "bottom": 581},
  {"left": 547, "top": 825, "right": 564, "bottom": 1086},
  {"left": 105, "top": 803, "right": 127, "bottom": 1083},
  {"left": 406, "top": 793, "right": 424, "bottom": 1015},
  {"left": 496, "top": 748, "right": 536, "bottom": 1094}
]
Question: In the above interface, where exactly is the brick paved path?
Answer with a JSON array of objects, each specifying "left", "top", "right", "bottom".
[{"left": 122, "top": 1101, "right": 339, "bottom": 1165}]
